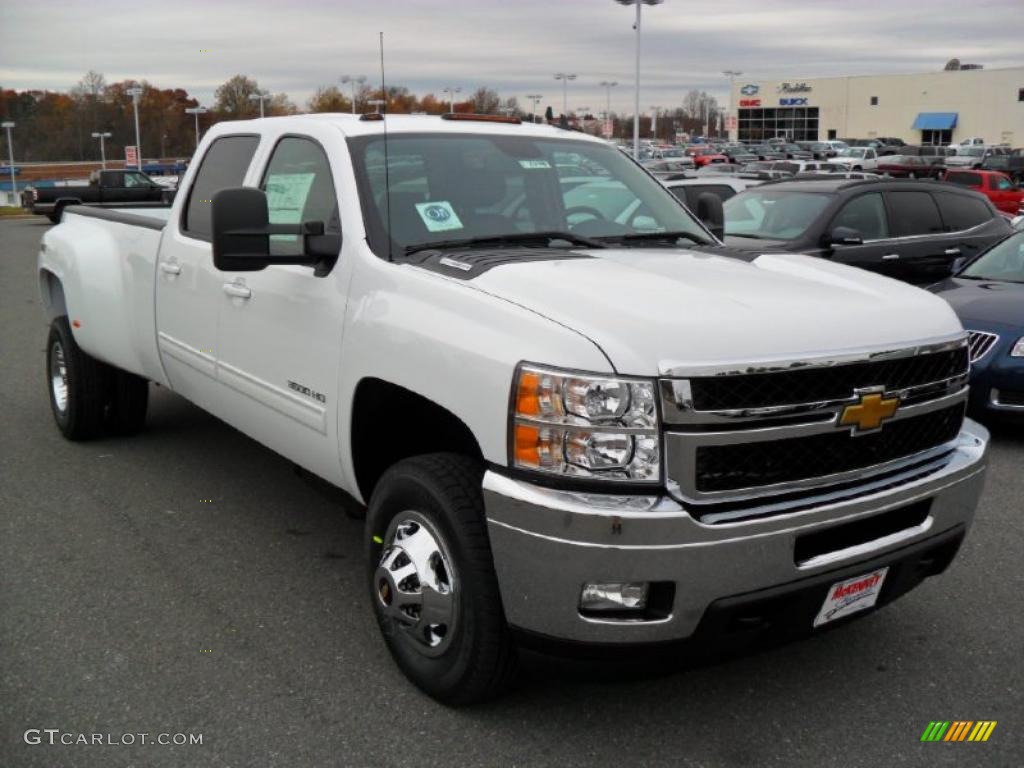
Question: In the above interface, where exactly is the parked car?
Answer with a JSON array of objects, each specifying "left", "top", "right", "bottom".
[
  {"left": 36, "top": 112, "right": 990, "bottom": 703},
  {"left": 876, "top": 154, "right": 944, "bottom": 178},
  {"left": 21, "top": 169, "right": 169, "bottom": 222},
  {"left": 777, "top": 143, "right": 814, "bottom": 160},
  {"left": 694, "top": 163, "right": 745, "bottom": 176},
  {"left": 685, "top": 147, "right": 728, "bottom": 167},
  {"left": 943, "top": 169, "right": 1024, "bottom": 215},
  {"left": 642, "top": 157, "right": 697, "bottom": 180},
  {"left": 663, "top": 176, "right": 749, "bottom": 209},
  {"left": 722, "top": 178, "right": 1012, "bottom": 283},
  {"left": 806, "top": 141, "right": 849, "bottom": 159},
  {"left": 750, "top": 144, "right": 786, "bottom": 161},
  {"left": 950, "top": 137, "right": 986, "bottom": 150},
  {"left": 721, "top": 146, "right": 758, "bottom": 165},
  {"left": 981, "top": 148, "right": 1024, "bottom": 183},
  {"left": 827, "top": 147, "right": 879, "bottom": 171},
  {"left": 945, "top": 146, "right": 1002, "bottom": 169},
  {"left": 930, "top": 229, "right": 1024, "bottom": 422}
]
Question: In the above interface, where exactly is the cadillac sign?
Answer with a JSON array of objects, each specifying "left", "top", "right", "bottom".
[{"left": 777, "top": 82, "right": 812, "bottom": 93}]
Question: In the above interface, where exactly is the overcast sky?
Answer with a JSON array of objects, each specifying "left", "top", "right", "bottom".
[{"left": 2, "top": 0, "right": 1022, "bottom": 114}]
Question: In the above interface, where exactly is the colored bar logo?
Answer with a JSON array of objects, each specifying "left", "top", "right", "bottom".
[{"left": 920, "top": 721, "right": 997, "bottom": 742}]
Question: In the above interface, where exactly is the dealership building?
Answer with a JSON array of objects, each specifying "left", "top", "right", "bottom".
[{"left": 728, "top": 65, "right": 1024, "bottom": 146}]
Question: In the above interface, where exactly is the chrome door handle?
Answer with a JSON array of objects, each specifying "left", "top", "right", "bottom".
[
  {"left": 159, "top": 262, "right": 181, "bottom": 275},
  {"left": 945, "top": 247, "right": 961, "bottom": 256},
  {"left": 881, "top": 253, "right": 900, "bottom": 260},
  {"left": 222, "top": 282, "right": 252, "bottom": 299}
]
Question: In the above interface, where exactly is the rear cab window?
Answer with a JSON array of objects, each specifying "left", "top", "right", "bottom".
[
  {"left": 886, "top": 191, "right": 944, "bottom": 237},
  {"left": 182, "top": 135, "right": 261, "bottom": 240},
  {"left": 946, "top": 171, "right": 982, "bottom": 187}
]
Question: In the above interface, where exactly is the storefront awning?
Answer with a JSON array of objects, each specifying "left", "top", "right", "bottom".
[{"left": 912, "top": 112, "right": 958, "bottom": 130}]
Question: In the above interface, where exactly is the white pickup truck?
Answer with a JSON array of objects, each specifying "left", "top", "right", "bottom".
[{"left": 38, "top": 113, "right": 988, "bottom": 704}]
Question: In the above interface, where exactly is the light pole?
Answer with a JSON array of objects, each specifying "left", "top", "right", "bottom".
[
  {"left": 650, "top": 106, "right": 660, "bottom": 139},
  {"left": 185, "top": 106, "right": 208, "bottom": 149},
  {"left": 126, "top": 86, "right": 143, "bottom": 170},
  {"left": 340, "top": 75, "right": 366, "bottom": 115},
  {"left": 722, "top": 69, "right": 742, "bottom": 142},
  {"left": 599, "top": 81, "right": 618, "bottom": 120},
  {"left": 442, "top": 87, "right": 462, "bottom": 113},
  {"left": 2, "top": 121, "right": 15, "bottom": 198},
  {"left": 615, "top": 0, "right": 663, "bottom": 159},
  {"left": 525, "top": 93, "right": 543, "bottom": 123},
  {"left": 553, "top": 73, "right": 576, "bottom": 117},
  {"left": 249, "top": 91, "right": 269, "bottom": 118},
  {"left": 91, "top": 131, "right": 112, "bottom": 169}
]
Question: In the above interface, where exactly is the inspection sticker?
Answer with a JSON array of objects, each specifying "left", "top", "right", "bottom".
[
  {"left": 814, "top": 567, "right": 888, "bottom": 627},
  {"left": 415, "top": 201, "right": 464, "bottom": 232},
  {"left": 518, "top": 159, "right": 552, "bottom": 169}
]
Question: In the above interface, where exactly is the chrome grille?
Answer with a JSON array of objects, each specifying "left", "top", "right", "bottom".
[
  {"left": 967, "top": 330, "right": 999, "bottom": 363},
  {"left": 661, "top": 338, "right": 969, "bottom": 514}
]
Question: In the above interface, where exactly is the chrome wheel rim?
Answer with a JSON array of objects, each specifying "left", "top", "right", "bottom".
[
  {"left": 50, "top": 340, "right": 68, "bottom": 414},
  {"left": 375, "top": 512, "right": 458, "bottom": 657}
]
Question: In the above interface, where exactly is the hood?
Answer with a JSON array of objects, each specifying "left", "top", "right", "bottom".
[
  {"left": 723, "top": 235, "right": 793, "bottom": 251},
  {"left": 930, "top": 277, "right": 1024, "bottom": 329},
  {"left": 461, "top": 247, "right": 965, "bottom": 375}
]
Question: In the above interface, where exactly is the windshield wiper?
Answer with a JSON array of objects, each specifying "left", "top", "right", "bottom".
[
  {"left": 598, "top": 230, "right": 711, "bottom": 246},
  {"left": 723, "top": 232, "right": 765, "bottom": 239},
  {"left": 404, "top": 231, "right": 607, "bottom": 255}
]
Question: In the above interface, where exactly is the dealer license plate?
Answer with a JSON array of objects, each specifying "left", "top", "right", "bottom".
[{"left": 813, "top": 567, "right": 889, "bottom": 628}]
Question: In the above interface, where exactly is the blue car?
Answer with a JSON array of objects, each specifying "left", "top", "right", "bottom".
[{"left": 930, "top": 229, "right": 1024, "bottom": 422}]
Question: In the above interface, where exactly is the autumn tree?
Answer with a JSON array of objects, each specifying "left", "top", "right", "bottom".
[
  {"left": 308, "top": 85, "right": 350, "bottom": 113},
  {"left": 468, "top": 87, "right": 501, "bottom": 115},
  {"left": 214, "top": 75, "right": 262, "bottom": 119}
]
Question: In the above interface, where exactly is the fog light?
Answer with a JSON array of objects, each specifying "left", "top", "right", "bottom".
[{"left": 580, "top": 582, "right": 649, "bottom": 612}]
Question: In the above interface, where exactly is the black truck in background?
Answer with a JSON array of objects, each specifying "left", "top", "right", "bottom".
[{"left": 22, "top": 169, "right": 171, "bottom": 222}]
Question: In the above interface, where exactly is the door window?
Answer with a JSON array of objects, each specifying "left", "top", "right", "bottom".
[
  {"left": 123, "top": 172, "right": 150, "bottom": 188},
  {"left": 993, "top": 176, "right": 1013, "bottom": 191},
  {"left": 830, "top": 193, "right": 889, "bottom": 240},
  {"left": 933, "top": 192, "right": 992, "bottom": 231},
  {"left": 887, "top": 191, "right": 944, "bottom": 237},
  {"left": 183, "top": 135, "right": 260, "bottom": 239},
  {"left": 260, "top": 137, "right": 340, "bottom": 258}
]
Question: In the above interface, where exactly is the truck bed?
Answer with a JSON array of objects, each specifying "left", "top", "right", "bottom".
[{"left": 41, "top": 206, "right": 171, "bottom": 386}]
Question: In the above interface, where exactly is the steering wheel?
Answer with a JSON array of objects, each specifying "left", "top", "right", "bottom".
[{"left": 565, "top": 206, "right": 607, "bottom": 225}]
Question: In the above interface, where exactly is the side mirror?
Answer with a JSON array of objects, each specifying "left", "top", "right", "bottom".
[
  {"left": 825, "top": 226, "right": 863, "bottom": 247},
  {"left": 212, "top": 187, "right": 339, "bottom": 274},
  {"left": 695, "top": 192, "right": 725, "bottom": 240}
]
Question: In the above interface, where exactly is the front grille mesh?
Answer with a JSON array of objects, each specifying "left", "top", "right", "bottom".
[
  {"left": 694, "top": 403, "right": 965, "bottom": 493},
  {"left": 967, "top": 331, "right": 999, "bottom": 363},
  {"left": 689, "top": 347, "right": 968, "bottom": 411}
]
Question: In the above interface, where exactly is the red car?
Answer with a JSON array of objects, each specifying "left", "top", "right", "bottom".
[
  {"left": 684, "top": 147, "right": 728, "bottom": 167},
  {"left": 876, "top": 154, "right": 943, "bottom": 178},
  {"left": 944, "top": 169, "right": 1024, "bottom": 216}
]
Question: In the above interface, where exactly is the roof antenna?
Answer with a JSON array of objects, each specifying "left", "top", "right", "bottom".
[{"left": 379, "top": 31, "right": 393, "bottom": 263}]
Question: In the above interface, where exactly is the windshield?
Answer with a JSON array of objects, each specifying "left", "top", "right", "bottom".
[
  {"left": 349, "top": 132, "right": 709, "bottom": 256},
  {"left": 836, "top": 148, "right": 865, "bottom": 158},
  {"left": 724, "top": 190, "right": 832, "bottom": 241},
  {"left": 960, "top": 232, "right": 1024, "bottom": 282}
]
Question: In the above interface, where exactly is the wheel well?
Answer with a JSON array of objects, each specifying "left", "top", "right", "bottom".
[
  {"left": 351, "top": 378, "right": 484, "bottom": 503},
  {"left": 39, "top": 270, "right": 67, "bottom": 321}
]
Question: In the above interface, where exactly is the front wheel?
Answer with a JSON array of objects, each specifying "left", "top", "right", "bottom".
[{"left": 366, "top": 453, "right": 516, "bottom": 704}]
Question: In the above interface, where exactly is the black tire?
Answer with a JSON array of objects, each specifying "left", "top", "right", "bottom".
[
  {"left": 366, "top": 453, "right": 516, "bottom": 705},
  {"left": 47, "top": 316, "right": 109, "bottom": 440},
  {"left": 105, "top": 369, "right": 149, "bottom": 435}
]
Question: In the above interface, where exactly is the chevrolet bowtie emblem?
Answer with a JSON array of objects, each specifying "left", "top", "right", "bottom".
[{"left": 839, "top": 390, "right": 900, "bottom": 434}]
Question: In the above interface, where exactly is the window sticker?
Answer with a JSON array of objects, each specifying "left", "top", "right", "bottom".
[
  {"left": 415, "top": 201, "right": 464, "bottom": 232},
  {"left": 519, "top": 159, "right": 552, "bottom": 170},
  {"left": 265, "top": 172, "right": 316, "bottom": 245}
]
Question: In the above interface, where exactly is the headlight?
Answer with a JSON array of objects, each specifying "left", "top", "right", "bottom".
[
  {"left": 1011, "top": 337, "right": 1024, "bottom": 357},
  {"left": 510, "top": 365, "right": 660, "bottom": 482}
]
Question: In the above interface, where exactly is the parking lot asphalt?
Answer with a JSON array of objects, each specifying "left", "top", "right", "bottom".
[{"left": 1, "top": 217, "right": 1022, "bottom": 768}]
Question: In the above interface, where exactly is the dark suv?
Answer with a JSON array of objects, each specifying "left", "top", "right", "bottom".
[{"left": 722, "top": 178, "right": 1012, "bottom": 283}]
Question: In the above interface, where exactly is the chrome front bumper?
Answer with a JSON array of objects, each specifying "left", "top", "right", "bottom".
[{"left": 484, "top": 420, "right": 988, "bottom": 645}]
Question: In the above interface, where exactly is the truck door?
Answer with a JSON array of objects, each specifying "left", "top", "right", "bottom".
[
  {"left": 155, "top": 134, "right": 260, "bottom": 413},
  {"left": 213, "top": 133, "right": 345, "bottom": 480}
]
